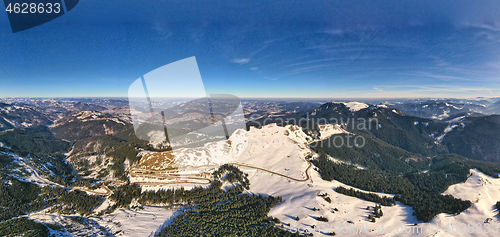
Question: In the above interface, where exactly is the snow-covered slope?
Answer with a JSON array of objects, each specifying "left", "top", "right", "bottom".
[
  {"left": 133, "top": 123, "right": 347, "bottom": 183},
  {"left": 245, "top": 161, "right": 421, "bottom": 236},
  {"left": 428, "top": 169, "right": 500, "bottom": 237},
  {"left": 229, "top": 125, "right": 500, "bottom": 236},
  {"left": 232, "top": 124, "right": 313, "bottom": 180}
]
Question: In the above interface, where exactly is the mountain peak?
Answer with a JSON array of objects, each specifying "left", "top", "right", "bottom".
[{"left": 342, "top": 102, "right": 369, "bottom": 112}]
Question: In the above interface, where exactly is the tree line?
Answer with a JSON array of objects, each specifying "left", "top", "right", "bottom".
[{"left": 335, "top": 186, "right": 396, "bottom": 206}]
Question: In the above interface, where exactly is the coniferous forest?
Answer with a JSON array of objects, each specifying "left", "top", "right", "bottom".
[
  {"left": 140, "top": 165, "right": 305, "bottom": 237},
  {"left": 0, "top": 217, "right": 50, "bottom": 237}
]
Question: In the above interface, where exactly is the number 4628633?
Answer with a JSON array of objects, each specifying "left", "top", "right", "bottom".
[{"left": 6, "top": 2, "right": 61, "bottom": 14}]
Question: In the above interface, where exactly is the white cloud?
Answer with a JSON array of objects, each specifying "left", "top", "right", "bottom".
[
  {"left": 231, "top": 58, "right": 250, "bottom": 65},
  {"left": 250, "top": 67, "right": 258, "bottom": 71}
]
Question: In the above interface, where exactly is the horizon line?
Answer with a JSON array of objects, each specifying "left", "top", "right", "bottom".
[{"left": 1, "top": 96, "right": 498, "bottom": 100}]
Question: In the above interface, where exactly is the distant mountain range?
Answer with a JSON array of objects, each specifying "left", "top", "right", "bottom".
[
  {"left": 0, "top": 102, "right": 52, "bottom": 130},
  {"left": 2, "top": 98, "right": 500, "bottom": 163},
  {"left": 387, "top": 98, "right": 500, "bottom": 120},
  {"left": 251, "top": 100, "right": 500, "bottom": 163}
]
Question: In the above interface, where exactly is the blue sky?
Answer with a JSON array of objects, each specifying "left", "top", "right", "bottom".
[{"left": 1, "top": 0, "right": 500, "bottom": 98}]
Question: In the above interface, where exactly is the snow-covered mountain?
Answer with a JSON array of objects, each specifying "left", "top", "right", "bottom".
[
  {"left": 387, "top": 99, "right": 492, "bottom": 120},
  {"left": 2, "top": 98, "right": 500, "bottom": 236}
]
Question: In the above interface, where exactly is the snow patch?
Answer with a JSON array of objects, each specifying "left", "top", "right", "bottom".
[
  {"left": 343, "top": 102, "right": 369, "bottom": 112},
  {"left": 376, "top": 104, "right": 388, "bottom": 108},
  {"left": 0, "top": 142, "right": 9, "bottom": 149},
  {"left": 318, "top": 124, "right": 349, "bottom": 140}
]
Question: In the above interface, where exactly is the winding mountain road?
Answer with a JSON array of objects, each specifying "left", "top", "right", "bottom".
[{"left": 228, "top": 161, "right": 312, "bottom": 182}]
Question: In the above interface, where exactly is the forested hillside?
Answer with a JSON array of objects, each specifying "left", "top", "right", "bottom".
[
  {"left": 156, "top": 165, "right": 303, "bottom": 236},
  {"left": 310, "top": 151, "right": 500, "bottom": 221},
  {"left": 0, "top": 126, "right": 70, "bottom": 157},
  {"left": 443, "top": 115, "right": 500, "bottom": 162}
]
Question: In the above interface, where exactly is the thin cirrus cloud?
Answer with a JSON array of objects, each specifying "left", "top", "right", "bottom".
[
  {"left": 458, "top": 22, "right": 500, "bottom": 32},
  {"left": 231, "top": 58, "right": 250, "bottom": 65},
  {"left": 404, "top": 71, "right": 474, "bottom": 82}
]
